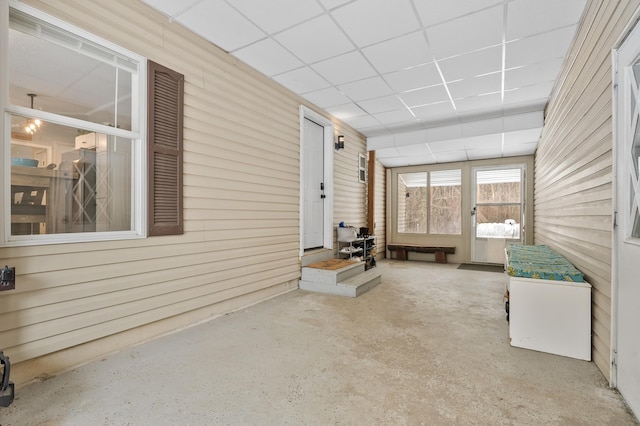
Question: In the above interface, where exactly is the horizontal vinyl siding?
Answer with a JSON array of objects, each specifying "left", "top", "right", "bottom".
[
  {"left": 375, "top": 158, "right": 386, "bottom": 257},
  {"left": 333, "top": 125, "right": 368, "bottom": 249},
  {"left": 1, "top": 0, "right": 366, "bottom": 376},
  {"left": 535, "top": 0, "right": 640, "bottom": 379}
]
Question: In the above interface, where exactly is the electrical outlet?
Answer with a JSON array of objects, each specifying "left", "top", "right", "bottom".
[{"left": 0, "top": 266, "right": 15, "bottom": 291}]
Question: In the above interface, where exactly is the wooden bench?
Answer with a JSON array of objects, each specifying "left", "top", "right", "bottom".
[{"left": 387, "top": 244, "right": 456, "bottom": 264}]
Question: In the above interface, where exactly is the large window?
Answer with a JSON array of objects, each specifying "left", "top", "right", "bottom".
[
  {"left": 3, "top": 4, "right": 145, "bottom": 244},
  {"left": 397, "top": 169, "right": 461, "bottom": 235}
]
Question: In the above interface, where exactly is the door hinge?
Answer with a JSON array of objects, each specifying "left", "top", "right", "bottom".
[{"left": 614, "top": 211, "right": 618, "bottom": 228}]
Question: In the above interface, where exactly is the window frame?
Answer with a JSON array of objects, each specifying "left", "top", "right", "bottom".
[{"left": 1, "top": 1, "right": 147, "bottom": 246}]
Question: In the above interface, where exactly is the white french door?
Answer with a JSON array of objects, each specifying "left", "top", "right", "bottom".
[
  {"left": 471, "top": 166, "right": 524, "bottom": 263},
  {"left": 613, "top": 19, "right": 640, "bottom": 417}
]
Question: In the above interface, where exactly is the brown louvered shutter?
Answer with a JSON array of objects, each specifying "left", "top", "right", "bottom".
[{"left": 148, "top": 60, "right": 184, "bottom": 236}]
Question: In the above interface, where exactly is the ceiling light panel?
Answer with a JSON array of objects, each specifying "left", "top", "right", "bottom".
[
  {"left": 331, "top": 0, "right": 420, "bottom": 47},
  {"left": 325, "top": 102, "right": 368, "bottom": 120}
]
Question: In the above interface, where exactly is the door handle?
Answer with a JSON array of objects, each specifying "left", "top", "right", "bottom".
[
  {"left": 471, "top": 207, "right": 476, "bottom": 216},
  {"left": 320, "top": 182, "right": 324, "bottom": 190}
]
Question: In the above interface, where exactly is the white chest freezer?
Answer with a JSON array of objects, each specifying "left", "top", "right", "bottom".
[{"left": 508, "top": 275, "right": 591, "bottom": 361}]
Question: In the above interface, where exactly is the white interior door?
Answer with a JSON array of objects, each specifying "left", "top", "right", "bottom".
[
  {"left": 471, "top": 166, "right": 524, "bottom": 263},
  {"left": 302, "top": 118, "right": 324, "bottom": 250},
  {"left": 614, "top": 22, "right": 640, "bottom": 418}
]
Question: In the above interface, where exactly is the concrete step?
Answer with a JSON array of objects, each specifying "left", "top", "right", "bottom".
[
  {"left": 300, "top": 261, "right": 363, "bottom": 285},
  {"left": 338, "top": 268, "right": 382, "bottom": 297},
  {"left": 299, "top": 265, "right": 382, "bottom": 298}
]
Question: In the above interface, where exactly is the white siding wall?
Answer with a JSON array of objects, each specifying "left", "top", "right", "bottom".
[
  {"left": 1, "top": 0, "right": 367, "bottom": 385},
  {"left": 374, "top": 158, "right": 386, "bottom": 258},
  {"left": 535, "top": 0, "right": 640, "bottom": 379}
]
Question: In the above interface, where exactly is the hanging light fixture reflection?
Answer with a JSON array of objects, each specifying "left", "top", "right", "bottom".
[{"left": 24, "top": 93, "right": 41, "bottom": 135}]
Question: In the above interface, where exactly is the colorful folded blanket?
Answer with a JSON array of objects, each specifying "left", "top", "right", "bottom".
[{"left": 506, "top": 244, "right": 584, "bottom": 282}]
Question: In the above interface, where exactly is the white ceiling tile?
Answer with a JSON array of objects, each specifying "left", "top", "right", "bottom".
[
  {"left": 312, "top": 51, "right": 377, "bottom": 85},
  {"left": 362, "top": 31, "right": 433, "bottom": 74},
  {"left": 325, "top": 102, "right": 368, "bottom": 120},
  {"left": 503, "top": 128, "right": 542, "bottom": 144},
  {"left": 411, "top": 101, "right": 456, "bottom": 121},
  {"left": 427, "top": 139, "right": 467, "bottom": 153},
  {"left": 462, "top": 117, "right": 504, "bottom": 137},
  {"left": 232, "top": 0, "right": 324, "bottom": 33},
  {"left": 503, "top": 82, "right": 554, "bottom": 105},
  {"left": 395, "top": 130, "right": 427, "bottom": 146},
  {"left": 507, "top": 0, "right": 588, "bottom": 41},
  {"left": 427, "top": 124, "right": 463, "bottom": 142},
  {"left": 503, "top": 141, "right": 537, "bottom": 156},
  {"left": 463, "top": 134, "right": 502, "bottom": 149},
  {"left": 438, "top": 45, "right": 502, "bottom": 82},
  {"left": 141, "top": 0, "right": 200, "bottom": 17},
  {"left": 434, "top": 151, "right": 468, "bottom": 163},
  {"left": 383, "top": 63, "right": 442, "bottom": 92},
  {"left": 395, "top": 143, "right": 429, "bottom": 156},
  {"left": 400, "top": 85, "right": 450, "bottom": 108},
  {"left": 367, "top": 134, "right": 395, "bottom": 150},
  {"left": 176, "top": 1, "right": 265, "bottom": 51},
  {"left": 415, "top": 0, "right": 503, "bottom": 27},
  {"left": 374, "top": 146, "right": 403, "bottom": 158},
  {"left": 408, "top": 153, "right": 436, "bottom": 165},
  {"left": 448, "top": 73, "right": 502, "bottom": 99},
  {"left": 233, "top": 39, "right": 303, "bottom": 76},
  {"left": 505, "top": 58, "right": 563, "bottom": 90},
  {"left": 374, "top": 109, "right": 417, "bottom": 125},
  {"left": 338, "top": 77, "right": 393, "bottom": 101},
  {"left": 426, "top": 6, "right": 503, "bottom": 59},
  {"left": 342, "top": 115, "right": 382, "bottom": 128},
  {"left": 378, "top": 156, "right": 411, "bottom": 167},
  {"left": 274, "top": 15, "right": 354, "bottom": 63},
  {"left": 273, "top": 67, "right": 330, "bottom": 93},
  {"left": 303, "top": 87, "right": 352, "bottom": 108},
  {"left": 503, "top": 111, "right": 543, "bottom": 132},
  {"left": 505, "top": 26, "right": 577, "bottom": 68},
  {"left": 332, "top": 0, "right": 420, "bottom": 47},
  {"left": 454, "top": 93, "right": 503, "bottom": 113},
  {"left": 358, "top": 95, "right": 406, "bottom": 114},
  {"left": 318, "top": 0, "right": 352, "bottom": 10},
  {"left": 466, "top": 148, "right": 501, "bottom": 160}
]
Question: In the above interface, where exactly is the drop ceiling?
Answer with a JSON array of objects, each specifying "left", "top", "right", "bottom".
[{"left": 140, "top": 0, "right": 588, "bottom": 167}]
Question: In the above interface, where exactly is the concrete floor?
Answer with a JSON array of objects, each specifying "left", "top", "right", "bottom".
[{"left": 1, "top": 260, "right": 638, "bottom": 425}]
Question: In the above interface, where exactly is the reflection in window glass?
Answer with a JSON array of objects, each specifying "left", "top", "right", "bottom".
[
  {"left": 9, "top": 8, "right": 134, "bottom": 130},
  {"left": 430, "top": 170, "right": 461, "bottom": 234},
  {"left": 398, "top": 172, "right": 427, "bottom": 233},
  {"left": 10, "top": 116, "right": 132, "bottom": 236}
]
